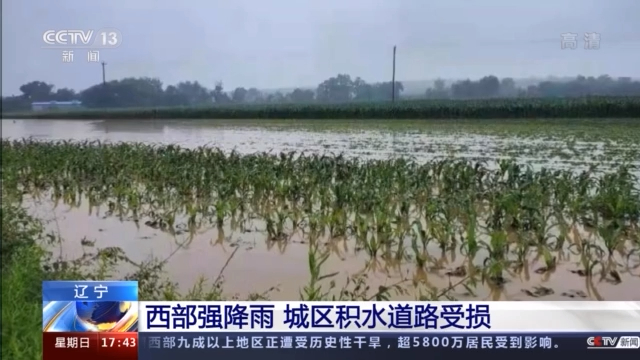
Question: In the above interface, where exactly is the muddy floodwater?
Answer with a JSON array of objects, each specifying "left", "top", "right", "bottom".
[{"left": 3, "top": 119, "right": 640, "bottom": 300}]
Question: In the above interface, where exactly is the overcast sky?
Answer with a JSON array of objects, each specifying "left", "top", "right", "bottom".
[{"left": 2, "top": 0, "right": 638, "bottom": 95}]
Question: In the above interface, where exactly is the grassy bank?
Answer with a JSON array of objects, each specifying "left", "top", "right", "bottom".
[{"left": 4, "top": 97, "right": 640, "bottom": 120}]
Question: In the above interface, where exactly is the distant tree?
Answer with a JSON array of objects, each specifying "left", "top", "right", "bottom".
[
  {"left": 499, "top": 78, "right": 517, "bottom": 97},
  {"left": 164, "top": 85, "right": 188, "bottom": 106},
  {"left": 163, "top": 81, "right": 212, "bottom": 106},
  {"left": 289, "top": 88, "right": 315, "bottom": 102},
  {"left": 451, "top": 79, "right": 474, "bottom": 99},
  {"left": 425, "top": 78, "right": 449, "bottom": 99},
  {"left": 245, "top": 88, "right": 263, "bottom": 103},
  {"left": 232, "top": 87, "right": 248, "bottom": 103},
  {"left": 1, "top": 96, "right": 30, "bottom": 112},
  {"left": 212, "top": 82, "right": 231, "bottom": 104},
  {"left": 19, "top": 81, "right": 54, "bottom": 101},
  {"left": 80, "top": 77, "right": 165, "bottom": 108},
  {"left": 265, "top": 91, "right": 286, "bottom": 103},
  {"left": 53, "top": 88, "right": 77, "bottom": 101},
  {"left": 6, "top": 73, "right": 640, "bottom": 112},
  {"left": 353, "top": 77, "right": 374, "bottom": 101},
  {"left": 450, "top": 76, "right": 499, "bottom": 99},
  {"left": 316, "top": 74, "right": 355, "bottom": 102},
  {"left": 478, "top": 76, "right": 500, "bottom": 97},
  {"left": 79, "top": 82, "right": 113, "bottom": 108},
  {"left": 372, "top": 81, "right": 404, "bottom": 101}
]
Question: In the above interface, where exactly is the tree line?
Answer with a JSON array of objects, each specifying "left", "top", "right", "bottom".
[
  {"left": 3, "top": 74, "right": 640, "bottom": 112},
  {"left": 425, "top": 75, "right": 640, "bottom": 99}
]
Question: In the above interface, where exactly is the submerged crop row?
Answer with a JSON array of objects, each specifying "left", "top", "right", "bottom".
[
  {"left": 2, "top": 139, "right": 639, "bottom": 298},
  {"left": 5, "top": 97, "right": 640, "bottom": 120}
]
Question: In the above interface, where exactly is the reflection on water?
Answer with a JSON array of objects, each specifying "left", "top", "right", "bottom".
[
  {"left": 1, "top": 119, "right": 635, "bottom": 160},
  {"left": 91, "top": 119, "right": 167, "bottom": 134},
  {"left": 3, "top": 120, "right": 639, "bottom": 176}
]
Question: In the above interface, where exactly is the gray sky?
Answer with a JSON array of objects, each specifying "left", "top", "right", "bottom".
[{"left": 2, "top": 0, "right": 638, "bottom": 95}]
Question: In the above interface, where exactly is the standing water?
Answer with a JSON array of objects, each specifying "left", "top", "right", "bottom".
[{"left": 3, "top": 119, "right": 639, "bottom": 300}]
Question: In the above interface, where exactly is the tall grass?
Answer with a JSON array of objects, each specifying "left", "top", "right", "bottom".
[
  {"left": 5, "top": 97, "right": 640, "bottom": 119},
  {"left": 2, "top": 201, "right": 55, "bottom": 360}
]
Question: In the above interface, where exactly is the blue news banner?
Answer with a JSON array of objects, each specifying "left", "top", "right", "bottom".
[
  {"left": 138, "top": 332, "right": 640, "bottom": 360},
  {"left": 138, "top": 302, "right": 639, "bottom": 360}
]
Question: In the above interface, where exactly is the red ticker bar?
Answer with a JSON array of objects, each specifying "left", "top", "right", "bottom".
[
  {"left": 43, "top": 332, "right": 137, "bottom": 360},
  {"left": 97, "top": 332, "right": 138, "bottom": 360},
  {"left": 43, "top": 332, "right": 98, "bottom": 360}
]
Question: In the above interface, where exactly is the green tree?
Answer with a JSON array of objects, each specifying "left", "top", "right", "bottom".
[
  {"left": 80, "top": 77, "right": 165, "bottom": 108},
  {"left": 265, "top": 91, "right": 286, "bottom": 103},
  {"left": 499, "top": 78, "right": 517, "bottom": 97},
  {"left": 245, "top": 88, "right": 263, "bottom": 103},
  {"left": 19, "top": 81, "right": 54, "bottom": 101},
  {"left": 371, "top": 81, "right": 404, "bottom": 101},
  {"left": 212, "top": 82, "right": 231, "bottom": 104},
  {"left": 52, "top": 88, "right": 77, "bottom": 101},
  {"left": 425, "top": 78, "right": 449, "bottom": 99},
  {"left": 353, "top": 77, "right": 374, "bottom": 101},
  {"left": 288, "top": 88, "right": 315, "bottom": 102},
  {"left": 164, "top": 81, "right": 212, "bottom": 106},
  {"left": 316, "top": 74, "right": 355, "bottom": 103},
  {"left": 478, "top": 76, "right": 500, "bottom": 97},
  {"left": 232, "top": 87, "right": 248, "bottom": 103}
]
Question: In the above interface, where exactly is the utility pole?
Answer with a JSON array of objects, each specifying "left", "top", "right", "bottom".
[
  {"left": 391, "top": 46, "right": 397, "bottom": 103},
  {"left": 101, "top": 61, "right": 107, "bottom": 85}
]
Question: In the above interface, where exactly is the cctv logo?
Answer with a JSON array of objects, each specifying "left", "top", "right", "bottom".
[
  {"left": 587, "top": 336, "right": 640, "bottom": 349},
  {"left": 43, "top": 30, "right": 94, "bottom": 46},
  {"left": 42, "top": 29, "right": 121, "bottom": 48}
]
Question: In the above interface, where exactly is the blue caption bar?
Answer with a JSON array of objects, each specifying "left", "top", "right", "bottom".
[
  {"left": 138, "top": 332, "right": 640, "bottom": 360},
  {"left": 42, "top": 280, "right": 138, "bottom": 301},
  {"left": 144, "top": 303, "right": 491, "bottom": 330}
]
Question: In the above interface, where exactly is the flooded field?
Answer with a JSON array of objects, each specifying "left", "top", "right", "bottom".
[
  {"left": 2, "top": 119, "right": 639, "bottom": 301},
  {"left": 3, "top": 119, "right": 640, "bottom": 171}
]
